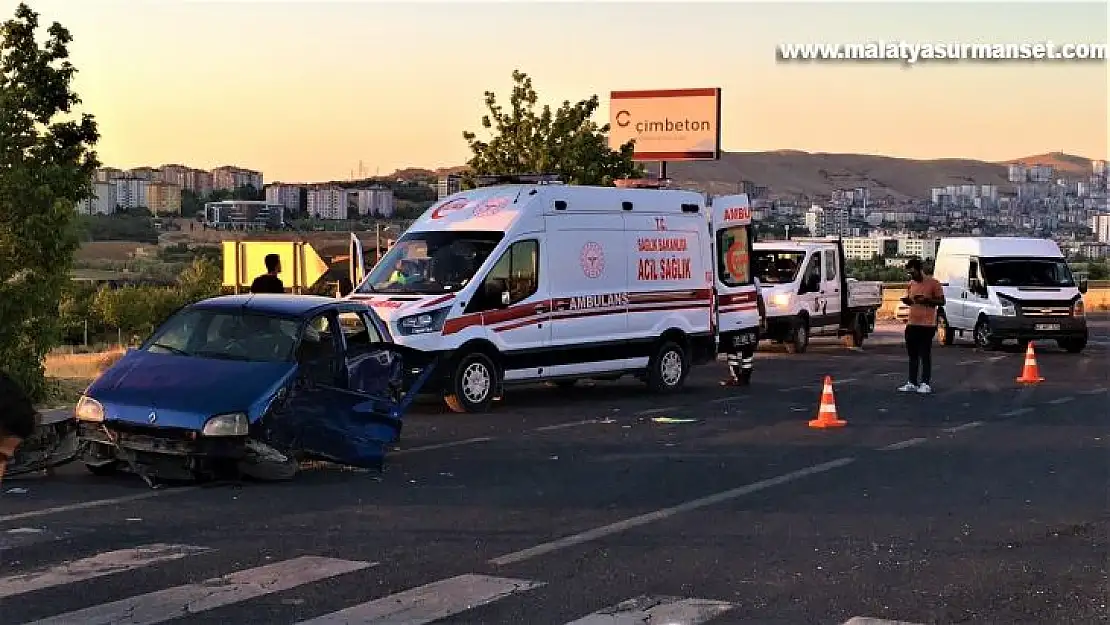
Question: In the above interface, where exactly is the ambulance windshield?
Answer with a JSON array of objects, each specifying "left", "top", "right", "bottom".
[
  {"left": 356, "top": 230, "right": 505, "bottom": 295},
  {"left": 753, "top": 250, "right": 806, "bottom": 284}
]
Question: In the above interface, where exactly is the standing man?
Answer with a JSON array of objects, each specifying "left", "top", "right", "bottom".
[
  {"left": 721, "top": 276, "right": 766, "bottom": 387},
  {"left": 250, "top": 253, "right": 285, "bottom": 294},
  {"left": 899, "top": 257, "right": 945, "bottom": 394},
  {"left": 0, "top": 369, "right": 38, "bottom": 484}
]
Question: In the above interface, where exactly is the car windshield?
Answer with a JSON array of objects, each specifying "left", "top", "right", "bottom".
[
  {"left": 753, "top": 250, "right": 806, "bottom": 284},
  {"left": 981, "top": 257, "right": 1075, "bottom": 288},
  {"left": 143, "top": 309, "right": 300, "bottom": 362},
  {"left": 355, "top": 230, "right": 504, "bottom": 295}
]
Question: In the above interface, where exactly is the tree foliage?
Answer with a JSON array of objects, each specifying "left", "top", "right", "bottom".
[
  {"left": 0, "top": 3, "right": 100, "bottom": 400},
  {"left": 462, "top": 70, "right": 644, "bottom": 186}
]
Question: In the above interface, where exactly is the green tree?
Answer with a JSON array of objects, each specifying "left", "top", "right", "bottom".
[
  {"left": 462, "top": 70, "right": 644, "bottom": 186},
  {"left": 0, "top": 3, "right": 99, "bottom": 400},
  {"left": 177, "top": 258, "right": 222, "bottom": 301}
]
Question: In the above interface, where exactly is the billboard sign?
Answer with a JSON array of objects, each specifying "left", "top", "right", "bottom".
[{"left": 608, "top": 88, "right": 722, "bottom": 161}]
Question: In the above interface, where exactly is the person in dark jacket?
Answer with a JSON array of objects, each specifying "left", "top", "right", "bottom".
[
  {"left": 0, "top": 369, "right": 38, "bottom": 483},
  {"left": 250, "top": 254, "right": 285, "bottom": 293}
]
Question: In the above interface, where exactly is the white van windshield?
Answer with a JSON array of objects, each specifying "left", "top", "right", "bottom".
[
  {"left": 356, "top": 231, "right": 504, "bottom": 295},
  {"left": 753, "top": 250, "right": 806, "bottom": 284},
  {"left": 981, "top": 257, "right": 1075, "bottom": 288}
]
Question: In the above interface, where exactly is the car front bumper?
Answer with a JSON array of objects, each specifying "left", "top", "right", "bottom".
[
  {"left": 78, "top": 422, "right": 246, "bottom": 478},
  {"left": 986, "top": 315, "right": 1088, "bottom": 341}
]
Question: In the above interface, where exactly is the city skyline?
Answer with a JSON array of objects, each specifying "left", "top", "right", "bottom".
[{"left": 11, "top": 1, "right": 1107, "bottom": 182}]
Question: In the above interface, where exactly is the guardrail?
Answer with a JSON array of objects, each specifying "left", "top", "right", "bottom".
[{"left": 876, "top": 281, "right": 1110, "bottom": 318}]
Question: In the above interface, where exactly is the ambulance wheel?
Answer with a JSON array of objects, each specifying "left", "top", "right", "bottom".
[
  {"left": 646, "top": 340, "right": 688, "bottom": 393},
  {"left": 444, "top": 351, "right": 497, "bottom": 413}
]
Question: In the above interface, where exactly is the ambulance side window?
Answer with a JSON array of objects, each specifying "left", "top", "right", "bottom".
[
  {"left": 716, "top": 226, "right": 751, "bottom": 287},
  {"left": 469, "top": 240, "right": 539, "bottom": 312}
]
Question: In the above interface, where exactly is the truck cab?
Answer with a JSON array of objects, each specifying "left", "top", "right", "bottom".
[
  {"left": 932, "top": 237, "right": 1088, "bottom": 352},
  {"left": 752, "top": 238, "right": 881, "bottom": 353}
]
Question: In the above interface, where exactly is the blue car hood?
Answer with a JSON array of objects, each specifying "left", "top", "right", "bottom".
[{"left": 88, "top": 349, "right": 296, "bottom": 430}]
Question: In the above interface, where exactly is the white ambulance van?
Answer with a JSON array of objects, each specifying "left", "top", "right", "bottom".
[
  {"left": 932, "top": 236, "right": 1088, "bottom": 352},
  {"left": 348, "top": 177, "right": 717, "bottom": 413},
  {"left": 706, "top": 194, "right": 761, "bottom": 352}
]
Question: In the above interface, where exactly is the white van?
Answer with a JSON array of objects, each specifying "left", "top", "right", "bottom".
[
  {"left": 348, "top": 177, "right": 718, "bottom": 413},
  {"left": 932, "top": 237, "right": 1089, "bottom": 352}
]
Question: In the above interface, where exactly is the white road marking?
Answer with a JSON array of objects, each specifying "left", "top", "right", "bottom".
[
  {"left": 563, "top": 595, "right": 734, "bottom": 625},
  {"left": 988, "top": 355, "right": 1007, "bottom": 362},
  {"left": 943, "top": 421, "right": 984, "bottom": 434},
  {"left": 489, "top": 457, "right": 855, "bottom": 566},
  {"left": 0, "top": 544, "right": 210, "bottom": 599},
  {"left": 836, "top": 377, "right": 859, "bottom": 384},
  {"left": 635, "top": 407, "right": 676, "bottom": 417},
  {"left": 1046, "top": 396, "right": 1075, "bottom": 405},
  {"left": 24, "top": 556, "right": 374, "bottom": 625},
  {"left": 393, "top": 437, "right": 492, "bottom": 456},
  {"left": 295, "top": 573, "right": 542, "bottom": 624},
  {"left": 843, "top": 618, "right": 926, "bottom": 625},
  {"left": 1079, "top": 387, "right": 1109, "bottom": 395},
  {"left": 534, "top": 420, "right": 601, "bottom": 432},
  {"left": 999, "top": 407, "right": 1035, "bottom": 418},
  {"left": 879, "top": 438, "right": 928, "bottom": 451},
  {"left": 877, "top": 372, "right": 900, "bottom": 377},
  {"left": 956, "top": 359, "right": 982, "bottom": 366},
  {"left": 0, "top": 488, "right": 200, "bottom": 524}
]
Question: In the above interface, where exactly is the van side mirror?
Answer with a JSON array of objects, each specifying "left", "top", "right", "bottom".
[
  {"left": 968, "top": 277, "right": 984, "bottom": 296},
  {"left": 500, "top": 290, "right": 511, "bottom": 306},
  {"left": 1078, "top": 278, "right": 1088, "bottom": 294}
]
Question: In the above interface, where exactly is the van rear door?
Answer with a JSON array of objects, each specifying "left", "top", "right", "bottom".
[{"left": 709, "top": 195, "right": 760, "bottom": 350}]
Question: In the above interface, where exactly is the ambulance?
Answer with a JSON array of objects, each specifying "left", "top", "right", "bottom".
[{"left": 348, "top": 176, "right": 758, "bottom": 413}]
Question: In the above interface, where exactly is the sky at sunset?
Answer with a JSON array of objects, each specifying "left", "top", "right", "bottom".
[{"left": 7, "top": 0, "right": 1108, "bottom": 183}]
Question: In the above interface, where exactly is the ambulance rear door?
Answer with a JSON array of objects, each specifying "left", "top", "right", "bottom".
[{"left": 709, "top": 194, "right": 760, "bottom": 352}]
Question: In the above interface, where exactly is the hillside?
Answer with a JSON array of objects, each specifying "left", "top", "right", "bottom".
[{"left": 386, "top": 151, "right": 1096, "bottom": 200}]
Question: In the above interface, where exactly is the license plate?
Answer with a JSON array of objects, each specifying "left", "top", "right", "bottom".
[
  {"left": 733, "top": 333, "right": 755, "bottom": 347},
  {"left": 1034, "top": 323, "right": 1061, "bottom": 332}
]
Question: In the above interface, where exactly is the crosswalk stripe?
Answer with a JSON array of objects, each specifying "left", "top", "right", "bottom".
[
  {"left": 22, "top": 556, "right": 375, "bottom": 625},
  {"left": 295, "top": 573, "right": 542, "bottom": 624},
  {"left": 843, "top": 618, "right": 925, "bottom": 625},
  {"left": 0, "top": 544, "right": 210, "bottom": 600},
  {"left": 564, "top": 595, "right": 734, "bottom": 624}
]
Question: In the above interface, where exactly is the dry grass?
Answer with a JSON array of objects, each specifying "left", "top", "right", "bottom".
[
  {"left": 44, "top": 348, "right": 125, "bottom": 380},
  {"left": 75, "top": 241, "right": 148, "bottom": 262}
]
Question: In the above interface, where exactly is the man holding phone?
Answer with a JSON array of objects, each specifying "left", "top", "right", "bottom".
[{"left": 899, "top": 257, "right": 945, "bottom": 394}]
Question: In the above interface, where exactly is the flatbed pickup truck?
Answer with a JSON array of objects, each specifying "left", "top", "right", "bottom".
[{"left": 753, "top": 238, "right": 883, "bottom": 353}]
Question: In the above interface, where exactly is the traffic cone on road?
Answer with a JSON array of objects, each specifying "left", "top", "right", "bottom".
[
  {"left": 809, "top": 376, "right": 847, "bottom": 429},
  {"left": 1015, "top": 341, "right": 1045, "bottom": 384}
]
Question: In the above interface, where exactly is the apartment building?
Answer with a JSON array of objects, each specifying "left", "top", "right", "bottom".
[
  {"left": 94, "top": 167, "right": 124, "bottom": 183},
  {"left": 842, "top": 236, "right": 939, "bottom": 262},
  {"left": 307, "top": 188, "right": 347, "bottom": 220},
  {"left": 146, "top": 182, "right": 183, "bottom": 214},
  {"left": 127, "top": 167, "right": 162, "bottom": 182},
  {"left": 212, "top": 166, "right": 263, "bottom": 191},
  {"left": 437, "top": 174, "right": 462, "bottom": 200},
  {"left": 352, "top": 187, "right": 394, "bottom": 218},
  {"left": 113, "top": 177, "right": 148, "bottom": 210},
  {"left": 265, "top": 183, "right": 305, "bottom": 214},
  {"left": 76, "top": 182, "right": 117, "bottom": 215},
  {"left": 804, "top": 206, "right": 849, "bottom": 237},
  {"left": 1091, "top": 214, "right": 1110, "bottom": 243}
]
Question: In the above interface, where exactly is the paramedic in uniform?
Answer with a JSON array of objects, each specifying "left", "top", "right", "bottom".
[{"left": 722, "top": 276, "right": 766, "bottom": 387}]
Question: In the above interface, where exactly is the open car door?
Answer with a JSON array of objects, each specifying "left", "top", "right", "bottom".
[
  {"left": 267, "top": 309, "right": 439, "bottom": 470},
  {"left": 349, "top": 233, "right": 366, "bottom": 290},
  {"left": 709, "top": 194, "right": 761, "bottom": 351}
]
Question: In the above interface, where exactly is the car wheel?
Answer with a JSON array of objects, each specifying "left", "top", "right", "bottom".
[
  {"left": 444, "top": 351, "right": 498, "bottom": 413},
  {"left": 973, "top": 317, "right": 997, "bottom": 350},
  {"left": 84, "top": 461, "right": 120, "bottom": 477},
  {"left": 785, "top": 318, "right": 809, "bottom": 354},
  {"left": 645, "top": 340, "right": 688, "bottom": 393}
]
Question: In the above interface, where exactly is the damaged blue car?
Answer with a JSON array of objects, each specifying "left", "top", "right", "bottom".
[{"left": 74, "top": 294, "right": 438, "bottom": 485}]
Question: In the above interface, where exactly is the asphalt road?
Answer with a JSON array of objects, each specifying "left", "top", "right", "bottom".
[{"left": 1, "top": 317, "right": 1108, "bottom": 625}]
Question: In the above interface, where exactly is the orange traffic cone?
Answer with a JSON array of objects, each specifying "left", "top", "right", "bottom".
[
  {"left": 1015, "top": 341, "right": 1045, "bottom": 384},
  {"left": 809, "top": 375, "right": 847, "bottom": 428}
]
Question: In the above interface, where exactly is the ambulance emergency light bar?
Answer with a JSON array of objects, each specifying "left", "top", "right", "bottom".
[{"left": 474, "top": 173, "right": 564, "bottom": 187}]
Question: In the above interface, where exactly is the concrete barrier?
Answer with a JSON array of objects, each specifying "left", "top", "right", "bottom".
[{"left": 877, "top": 281, "right": 1110, "bottom": 319}]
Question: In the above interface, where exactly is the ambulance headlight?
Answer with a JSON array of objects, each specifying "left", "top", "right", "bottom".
[
  {"left": 771, "top": 292, "right": 791, "bottom": 308},
  {"left": 397, "top": 307, "right": 451, "bottom": 336}
]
